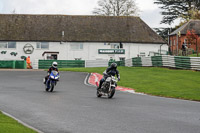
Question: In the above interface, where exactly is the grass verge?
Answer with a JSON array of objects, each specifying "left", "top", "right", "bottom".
[
  {"left": 60, "top": 67, "right": 200, "bottom": 101},
  {"left": 0, "top": 111, "right": 37, "bottom": 133},
  {"left": 188, "top": 54, "right": 199, "bottom": 57}
]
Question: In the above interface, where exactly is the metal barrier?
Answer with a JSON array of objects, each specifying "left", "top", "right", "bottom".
[
  {"left": 39, "top": 60, "right": 85, "bottom": 69},
  {"left": 0, "top": 60, "right": 26, "bottom": 69},
  {"left": 124, "top": 55, "right": 200, "bottom": 71}
]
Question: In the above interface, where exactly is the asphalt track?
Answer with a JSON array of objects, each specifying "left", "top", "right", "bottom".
[{"left": 0, "top": 71, "right": 200, "bottom": 133}]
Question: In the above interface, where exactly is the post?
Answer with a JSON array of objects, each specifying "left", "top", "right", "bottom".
[
  {"left": 160, "top": 44, "right": 164, "bottom": 55},
  {"left": 177, "top": 34, "right": 179, "bottom": 56},
  {"left": 196, "top": 39, "right": 198, "bottom": 57},
  {"left": 168, "top": 29, "right": 170, "bottom": 55}
]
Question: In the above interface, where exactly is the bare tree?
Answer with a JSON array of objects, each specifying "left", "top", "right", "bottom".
[{"left": 93, "top": 0, "right": 139, "bottom": 16}]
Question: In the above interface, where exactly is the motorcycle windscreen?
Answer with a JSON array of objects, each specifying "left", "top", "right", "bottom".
[{"left": 51, "top": 70, "right": 58, "bottom": 76}]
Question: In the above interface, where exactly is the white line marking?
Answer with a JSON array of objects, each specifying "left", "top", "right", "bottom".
[
  {"left": 2, "top": 111, "right": 44, "bottom": 133},
  {"left": 93, "top": 73, "right": 99, "bottom": 83},
  {"left": 84, "top": 73, "right": 95, "bottom": 87},
  {"left": 84, "top": 73, "right": 146, "bottom": 95}
]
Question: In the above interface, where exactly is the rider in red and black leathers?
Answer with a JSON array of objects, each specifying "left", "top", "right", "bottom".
[
  {"left": 97, "top": 63, "right": 120, "bottom": 90},
  {"left": 47, "top": 66, "right": 58, "bottom": 74}
]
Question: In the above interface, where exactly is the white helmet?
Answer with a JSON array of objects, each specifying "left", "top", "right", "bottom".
[{"left": 52, "top": 61, "right": 58, "bottom": 68}]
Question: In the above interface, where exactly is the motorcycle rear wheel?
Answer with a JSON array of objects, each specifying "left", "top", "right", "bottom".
[{"left": 96, "top": 90, "right": 102, "bottom": 97}]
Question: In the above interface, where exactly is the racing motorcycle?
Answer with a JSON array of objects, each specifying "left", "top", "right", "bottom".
[
  {"left": 97, "top": 75, "right": 118, "bottom": 98},
  {"left": 45, "top": 70, "right": 59, "bottom": 92}
]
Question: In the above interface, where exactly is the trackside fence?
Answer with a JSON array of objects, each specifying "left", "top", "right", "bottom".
[
  {"left": 2, "top": 56, "right": 200, "bottom": 71},
  {"left": 125, "top": 55, "right": 200, "bottom": 71},
  {"left": 38, "top": 60, "right": 85, "bottom": 69},
  {"left": 0, "top": 60, "right": 26, "bottom": 69}
]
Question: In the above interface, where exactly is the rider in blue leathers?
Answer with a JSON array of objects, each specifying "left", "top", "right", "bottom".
[
  {"left": 44, "top": 62, "right": 58, "bottom": 84},
  {"left": 97, "top": 63, "right": 120, "bottom": 90}
]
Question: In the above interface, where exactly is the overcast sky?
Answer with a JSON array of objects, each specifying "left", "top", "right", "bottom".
[{"left": 0, "top": 0, "right": 178, "bottom": 28}]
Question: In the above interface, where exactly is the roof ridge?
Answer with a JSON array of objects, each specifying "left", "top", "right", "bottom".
[
  {"left": 0, "top": 14, "right": 139, "bottom": 18},
  {"left": 179, "top": 20, "right": 191, "bottom": 33}
]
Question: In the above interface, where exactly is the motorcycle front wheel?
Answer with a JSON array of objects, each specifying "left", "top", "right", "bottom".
[
  {"left": 45, "top": 82, "right": 49, "bottom": 92},
  {"left": 50, "top": 81, "right": 55, "bottom": 92},
  {"left": 108, "top": 87, "right": 115, "bottom": 98}
]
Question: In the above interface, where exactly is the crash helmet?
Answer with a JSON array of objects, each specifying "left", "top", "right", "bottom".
[
  {"left": 110, "top": 63, "right": 117, "bottom": 69},
  {"left": 52, "top": 61, "right": 58, "bottom": 68}
]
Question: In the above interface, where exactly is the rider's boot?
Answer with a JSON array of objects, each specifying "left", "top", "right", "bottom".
[{"left": 97, "top": 80, "right": 103, "bottom": 91}]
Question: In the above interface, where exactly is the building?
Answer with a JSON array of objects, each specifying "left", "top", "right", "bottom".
[
  {"left": 169, "top": 20, "right": 200, "bottom": 55},
  {"left": 0, "top": 14, "right": 167, "bottom": 62}
]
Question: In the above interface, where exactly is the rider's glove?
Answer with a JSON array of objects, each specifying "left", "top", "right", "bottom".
[{"left": 118, "top": 78, "right": 120, "bottom": 81}]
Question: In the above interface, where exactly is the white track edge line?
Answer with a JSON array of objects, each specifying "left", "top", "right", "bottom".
[
  {"left": 84, "top": 73, "right": 96, "bottom": 87},
  {"left": 86, "top": 73, "right": 146, "bottom": 95},
  {"left": 2, "top": 111, "right": 44, "bottom": 133}
]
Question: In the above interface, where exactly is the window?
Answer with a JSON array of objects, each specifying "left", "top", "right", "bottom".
[
  {"left": 8, "top": 42, "right": 16, "bottom": 48},
  {"left": 111, "top": 43, "right": 120, "bottom": 49},
  {"left": 70, "top": 43, "right": 83, "bottom": 50},
  {"left": 0, "top": 42, "right": 7, "bottom": 48},
  {"left": 75, "top": 58, "right": 82, "bottom": 60},
  {"left": 0, "top": 42, "right": 16, "bottom": 49},
  {"left": 119, "top": 57, "right": 125, "bottom": 61},
  {"left": 111, "top": 43, "right": 123, "bottom": 49},
  {"left": 37, "top": 42, "right": 49, "bottom": 49}
]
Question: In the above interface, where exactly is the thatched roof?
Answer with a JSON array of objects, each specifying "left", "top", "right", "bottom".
[
  {"left": 169, "top": 20, "right": 200, "bottom": 36},
  {"left": 0, "top": 14, "right": 165, "bottom": 44}
]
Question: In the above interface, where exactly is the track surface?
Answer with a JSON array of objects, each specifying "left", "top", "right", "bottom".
[{"left": 0, "top": 71, "right": 200, "bottom": 133}]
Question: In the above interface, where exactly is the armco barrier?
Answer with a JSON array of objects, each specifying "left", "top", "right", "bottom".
[
  {"left": 32, "top": 59, "right": 39, "bottom": 69},
  {"left": 125, "top": 59, "right": 132, "bottom": 67},
  {"left": 0, "top": 61, "right": 15, "bottom": 68},
  {"left": 141, "top": 57, "right": 152, "bottom": 67},
  {"left": 124, "top": 55, "right": 200, "bottom": 71},
  {"left": 151, "top": 56, "right": 163, "bottom": 67},
  {"left": 15, "top": 61, "right": 26, "bottom": 69},
  {"left": 190, "top": 57, "right": 200, "bottom": 71},
  {"left": 0, "top": 60, "right": 26, "bottom": 69},
  {"left": 132, "top": 57, "right": 142, "bottom": 67},
  {"left": 39, "top": 60, "right": 85, "bottom": 69},
  {"left": 162, "top": 55, "right": 175, "bottom": 68},
  {"left": 174, "top": 56, "right": 191, "bottom": 69}
]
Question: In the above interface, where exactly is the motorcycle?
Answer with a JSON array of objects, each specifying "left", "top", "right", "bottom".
[
  {"left": 97, "top": 75, "right": 118, "bottom": 98},
  {"left": 45, "top": 70, "right": 59, "bottom": 92}
]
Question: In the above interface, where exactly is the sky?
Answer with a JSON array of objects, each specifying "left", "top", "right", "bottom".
[{"left": 0, "top": 0, "right": 178, "bottom": 28}]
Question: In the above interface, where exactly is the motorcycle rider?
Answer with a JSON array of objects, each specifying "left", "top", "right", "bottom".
[
  {"left": 97, "top": 63, "right": 120, "bottom": 90},
  {"left": 44, "top": 62, "right": 59, "bottom": 84}
]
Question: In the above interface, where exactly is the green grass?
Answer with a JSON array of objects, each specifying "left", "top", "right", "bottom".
[
  {"left": 0, "top": 111, "right": 37, "bottom": 133},
  {"left": 60, "top": 67, "right": 200, "bottom": 101},
  {"left": 188, "top": 54, "right": 199, "bottom": 57}
]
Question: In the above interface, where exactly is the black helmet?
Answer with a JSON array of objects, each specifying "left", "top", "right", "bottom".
[{"left": 111, "top": 63, "right": 117, "bottom": 69}]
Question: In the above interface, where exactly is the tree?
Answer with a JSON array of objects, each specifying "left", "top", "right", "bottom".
[
  {"left": 154, "top": 0, "right": 200, "bottom": 25},
  {"left": 186, "top": 29, "right": 199, "bottom": 56},
  {"left": 93, "top": 0, "right": 139, "bottom": 16},
  {"left": 189, "top": 9, "right": 200, "bottom": 20},
  {"left": 154, "top": 28, "right": 173, "bottom": 41}
]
